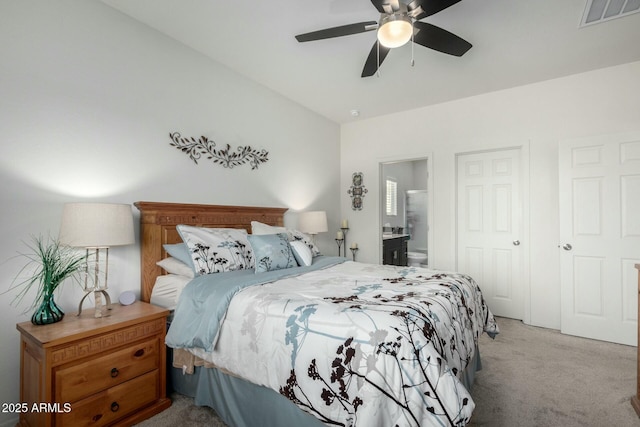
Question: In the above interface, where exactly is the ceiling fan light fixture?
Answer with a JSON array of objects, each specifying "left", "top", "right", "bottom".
[{"left": 377, "top": 14, "right": 413, "bottom": 48}]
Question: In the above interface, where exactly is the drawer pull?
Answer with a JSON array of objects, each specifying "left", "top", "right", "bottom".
[
  {"left": 92, "top": 414, "right": 103, "bottom": 422},
  {"left": 134, "top": 348, "right": 145, "bottom": 357},
  {"left": 110, "top": 368, "right": 119, "bottom": 378},
  {"left": 111, "top": 401, "right": 120, "bottom": 412}
]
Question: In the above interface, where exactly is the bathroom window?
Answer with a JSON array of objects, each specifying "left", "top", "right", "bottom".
[{"left": 386, "top": 179, "right": 397, "bottom": 216}]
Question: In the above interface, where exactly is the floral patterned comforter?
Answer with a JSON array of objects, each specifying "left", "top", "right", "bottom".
[{"left": 168, "top": 258, "right": 498, "bottom": 427}]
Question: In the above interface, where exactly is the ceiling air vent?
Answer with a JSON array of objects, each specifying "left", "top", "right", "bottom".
[{"left": 581, "top": 0, "right": 640, "bottom": 26}]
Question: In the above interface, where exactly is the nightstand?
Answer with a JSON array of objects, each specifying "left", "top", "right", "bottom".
[{"left": 16, "top": 301, "right": 171, "bottom": 426}]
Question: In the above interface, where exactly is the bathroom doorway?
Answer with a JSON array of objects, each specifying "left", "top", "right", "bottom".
[{"left": 379, "top": 157, "right": 432, "bottom": 267}]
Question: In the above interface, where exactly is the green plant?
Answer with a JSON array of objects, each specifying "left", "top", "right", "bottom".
[{"left": 9, "top": 234, "right": 87, "bottom": 313}]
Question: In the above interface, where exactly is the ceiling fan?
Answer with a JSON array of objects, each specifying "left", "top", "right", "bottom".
[{"left": 295, "top": 0, "right": 472, "bottom": 78}]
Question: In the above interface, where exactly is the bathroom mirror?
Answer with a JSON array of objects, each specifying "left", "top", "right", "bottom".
[{"left": 380, "top": 157, "right": 432, "bottom": 267}]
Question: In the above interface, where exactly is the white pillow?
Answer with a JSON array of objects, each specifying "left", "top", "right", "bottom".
[
  {"left": 156, "top": 257, "right": 195, "bottom": 278},
  {"left": 251, "top": 220, "right": 287, "bottom": 235},
  {"left": 290, "top": 240, "right": 313, "bottom": 267},
  {"left": 150, "top": 274, "right": 191, "bottom": 311}
]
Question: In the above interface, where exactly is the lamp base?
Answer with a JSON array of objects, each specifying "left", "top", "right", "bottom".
[{"left": 77, "top": 289, "right": 112, "bottom": 318}]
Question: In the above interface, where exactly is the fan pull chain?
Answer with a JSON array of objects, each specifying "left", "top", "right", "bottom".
[{"left": 411, "top": 21, "right": 415, "bottom": 67}]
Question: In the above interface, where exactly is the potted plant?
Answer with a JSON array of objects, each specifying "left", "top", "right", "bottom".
[{"left": 9, "top": 234, "right": 87, "bottom": 325}]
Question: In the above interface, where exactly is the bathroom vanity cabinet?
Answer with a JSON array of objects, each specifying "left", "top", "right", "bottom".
[{"left": 382, "top": 235, "right": 409, "bottom": 266}]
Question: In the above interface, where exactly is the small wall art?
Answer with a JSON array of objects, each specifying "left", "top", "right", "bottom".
[
  {"left": 169, "top": 131, "right": 269, "bottom": 170},
  {"left": 347, "top": 172, "right": 368, "bottom": 210}
]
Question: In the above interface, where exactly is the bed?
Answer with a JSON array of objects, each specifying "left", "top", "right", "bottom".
[{"left": 134, "top": 201, "right": 498, "bottom": 427}]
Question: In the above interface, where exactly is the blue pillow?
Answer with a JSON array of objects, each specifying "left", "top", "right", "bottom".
[
  {"left": 247, "top": 233, "right": 297, "bottom": 273},
  {"left": 163, "top": 243, "right": 194, "bottom": 269}
]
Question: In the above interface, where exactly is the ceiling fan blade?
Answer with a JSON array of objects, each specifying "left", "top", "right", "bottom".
[
  {"left": 410, "top": 0, "right": 462, "bottom": 20},
  {"left": 370, "top": 0, "right": 400, "bottom": 14},
  {"left": 412, "top": 21, "right": 471, "bottom": 56},
  {"left": 361, "top": 41, "right": 391, "bottom": 77},
  {"left": 295, "top": 21, "right": 377, "bottom": 42}
]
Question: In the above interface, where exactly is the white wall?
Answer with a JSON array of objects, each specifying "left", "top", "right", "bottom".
[
  {"left": 341, "top": 60, "right": 640, "bottom": 331},
  {"left": 0, "top": 2, "right": 339, "bottom": 425}
]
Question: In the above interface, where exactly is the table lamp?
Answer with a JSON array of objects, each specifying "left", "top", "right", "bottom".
[
  {"left": 298, "top": 211, "right": 328, "bottom": 243},
  {"left": 59, "top": 203, "right": 134, "bottom": 317}
]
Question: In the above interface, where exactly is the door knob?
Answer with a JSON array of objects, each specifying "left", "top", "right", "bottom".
[
  {"left": 561, "top": 243, "right": 572, "bottom": 251},
  {"left": 512, "top": 240, "right": 520, "bottom": 246}
]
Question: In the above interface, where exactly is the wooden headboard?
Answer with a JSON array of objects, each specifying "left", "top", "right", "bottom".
[{"left": 134, "top": 201, "right": 288, "bottom": 303}]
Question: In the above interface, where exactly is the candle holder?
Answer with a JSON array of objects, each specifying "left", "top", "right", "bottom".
[
  {"left": 340, "top": 228, "right": 349, "bottom": 257},
  {"left": 350, "top": 247, "right": 359, "bottom": 261},
  {"left": 335, "top": 238, "right": 344, "bottom": 256}
]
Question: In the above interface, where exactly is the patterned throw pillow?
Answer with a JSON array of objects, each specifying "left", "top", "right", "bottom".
[
  {"left": 251, "top": 221, "right": 321, "bottom": 257},
  {"left": 288, "top": 229, "right": 321, "bottom": 257},
  {"left": 247, "top": 233, "right": 297, "bottom": 273},
  {"left": 177, "top": 225, "right": 253, "bottom": 275}
]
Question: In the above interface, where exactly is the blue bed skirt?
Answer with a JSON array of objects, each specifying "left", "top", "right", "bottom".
[{"left": 168, "top": 346, "right": 482, "bottom": 427}]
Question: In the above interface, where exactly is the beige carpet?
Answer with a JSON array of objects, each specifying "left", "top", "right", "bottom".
[
  {"left": 136, "top": 317, "right": 639, "bottom": 426},
  {"left": 469, "top": 317, "right": 638, "bottom": 427}
]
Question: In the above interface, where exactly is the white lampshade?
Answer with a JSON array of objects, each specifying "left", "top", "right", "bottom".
[
  {"left": 298, "top": 211, "right": 328, "bottom": 235},
  {"left": 59, "top": 203, "right": 135, "bottom": 248},
  {"left": 377, "top": 15, "right": 413, "bottom": 48}
]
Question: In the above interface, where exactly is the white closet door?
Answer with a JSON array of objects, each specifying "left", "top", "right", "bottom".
[
  {"left": 559, "top": 133, "right": 640, "bottom": 345},
  {"left": 457, "top": 148, "right": 524, "bottom": 320}
]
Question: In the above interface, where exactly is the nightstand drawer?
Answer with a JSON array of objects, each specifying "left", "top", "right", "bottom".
[
  {"left": 56, "top": 337, "right": 160, "bottom": 403},
  {"left": 56, "top": 369, "right": 159, "bottom": 426}
]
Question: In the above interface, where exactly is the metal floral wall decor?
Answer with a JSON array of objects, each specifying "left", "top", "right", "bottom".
[
  {"left": 169, "top": 132, "right": 269, "bottom": 170},
  {"left": 347, "top": 172, "right": 368, "bottom": 210}
]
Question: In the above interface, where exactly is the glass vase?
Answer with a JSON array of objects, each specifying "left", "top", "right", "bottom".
[{"left": 31, "top": 291, "right": 65, "bottom": 325}]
